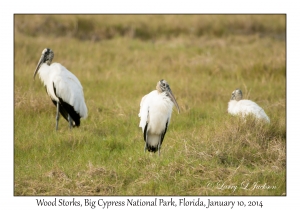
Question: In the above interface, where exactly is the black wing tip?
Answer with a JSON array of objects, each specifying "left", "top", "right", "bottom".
[
  {"left": 74, "top": 119, "right": 80, "bottom": 127},
  {"left": 146, "top": 145, "right": 159, "bottom": 153}
]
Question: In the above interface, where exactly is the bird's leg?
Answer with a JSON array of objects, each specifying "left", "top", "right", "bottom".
[
  {"left": 68, "top": 114, "right": 73, "bottom": 130},
  {"left": 158, "top": 139, "right": 161, "bottom": 157},
  {"left": 56, "top": 102, "right": 60, "bottom": 131},
  {"left": 144, "top": 133, "right": 147, "bottom": 153}
]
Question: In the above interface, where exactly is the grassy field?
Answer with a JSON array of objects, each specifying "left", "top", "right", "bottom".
[{"left": 14, "top": 15, "right": 286, "bottom": 196}]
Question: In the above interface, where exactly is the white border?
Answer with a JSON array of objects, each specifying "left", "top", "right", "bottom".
[{"left": 3, "top": 1, "right": 298, "bottom": 209}]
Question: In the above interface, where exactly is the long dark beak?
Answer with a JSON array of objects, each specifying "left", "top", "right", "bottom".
[
  {"left": 33, "top": 54, "right": 44, "bottom": 80},
  {"left": 167, "top": 89, "right": 180, "bottom": 114}
]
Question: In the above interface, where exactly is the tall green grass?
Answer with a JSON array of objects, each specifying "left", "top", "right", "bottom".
[{"left": 14, "top": 15, "right": 285, "bottom": 195}]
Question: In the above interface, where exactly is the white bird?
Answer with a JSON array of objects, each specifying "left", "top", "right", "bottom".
[
  {"left": 33, "top": 48, "right": 88, "bottom": 130},
  {"left": 228, "top": 89, "right": 270, "bottom": 123},
  {"left": 138, "top": 79, "right": 180, "bottom": 156}
]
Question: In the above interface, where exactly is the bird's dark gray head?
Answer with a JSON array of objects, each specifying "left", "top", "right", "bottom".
[
  {"left": 156, "top": 79, "right": 180, "bottom": 114},
  {"left": 41, "top": 48, "right": 54, "bottom": 65},
  {"left": 33, "top": 48, "right": 54, "bottom": 79},
  {"left": 231, "top": 89, "right": 243, "bottom": 101},
  {"left": 157, "top": 79, "right": 170, "bottom": 93}
]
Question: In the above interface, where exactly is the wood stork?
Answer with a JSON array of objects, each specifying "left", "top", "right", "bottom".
[
  {"left": 228, "top": 89, "right": 270, "bottom": 123},
  {"left": 138, "top": 79, "right": 180, "bottom": 156},
  {"left": 33, "top": 48, "right": 88, "bottom": 130}
]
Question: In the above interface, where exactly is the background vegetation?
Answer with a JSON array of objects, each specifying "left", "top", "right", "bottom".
[{"left": 14, "top": 15, "right": 286, "bottom": 195}]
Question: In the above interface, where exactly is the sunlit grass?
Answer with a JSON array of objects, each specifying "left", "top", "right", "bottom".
[{"left": 14, "top": 14, "right": 285, "bottom": 195}]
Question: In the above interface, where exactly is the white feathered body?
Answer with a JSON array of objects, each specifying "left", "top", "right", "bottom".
[
  {"left": 228, "top": 99, "right": 270, "bottom": 123},
  {"left": 139, "top": 90, "right": 174, "bottom": 149},
  {"left": 37, "top": 62, "right": 88, "bottom": 119}
]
